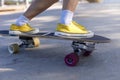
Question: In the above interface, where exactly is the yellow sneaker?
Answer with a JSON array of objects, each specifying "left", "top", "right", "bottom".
[
  {"left": 72, "top": 21, "right": 87, "bottom": 30},
  {"left": 55, "top": 21, "right": 94, "bottom": 38},
  {"left": 9, "top": 24, "right": 39, "bottom": 35}
]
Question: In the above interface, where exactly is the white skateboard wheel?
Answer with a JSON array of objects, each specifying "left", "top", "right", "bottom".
[{"left": 8, "top": 43, "right": 19, "bottom": 54}]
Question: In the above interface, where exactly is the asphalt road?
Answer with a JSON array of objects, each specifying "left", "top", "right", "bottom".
[{"left": 0, "top": 2, "right": 120, "bottom": 80}]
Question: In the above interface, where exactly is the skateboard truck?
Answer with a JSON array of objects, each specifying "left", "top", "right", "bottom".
[
  {"left": 19, "top": 36, "right": 36, "bottom": 48},
  {"left": 8, "top": 36, "right": 40, "bottom": 54},
  {"left": 64, "top": 41, "right": 96, "bottom": 66},
  {"left": 72, "top": 41, "right": 95, "bottom": 55}
]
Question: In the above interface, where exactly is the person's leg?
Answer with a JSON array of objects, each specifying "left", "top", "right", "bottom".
[
  {"left": 16, "top": 0, "right": 58, "bottom": 26},
  {"left": 24, "top": 0, "right": 58, "bottom": 20},
  {"left": 56, "top": 0, "right": 94, "bottom": 37},
  {"left": 60, "top": 0, "right": 78, "bottom": 25},
  {"left": 63, "top": 0, "right": 78, "bottom": 12},
  {"left": 10, "top": 0, "right": 58, "bottom": 34}
]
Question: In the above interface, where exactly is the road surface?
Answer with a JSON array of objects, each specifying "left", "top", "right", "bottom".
[{"left": 0, "top": 2, "right": 120, "bottom": 80}]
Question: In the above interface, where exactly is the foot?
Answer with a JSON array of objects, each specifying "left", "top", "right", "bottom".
[
  {"left": 55, "top": 21, "right": 94, "bottom": 38},
  {"left": 9, "top": 23, "right": 39, "bottom": 35}
]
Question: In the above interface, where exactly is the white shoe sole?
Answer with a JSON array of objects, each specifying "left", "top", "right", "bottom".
[
  {"left": 54, "top": 31, "right": 94, "bottom": 38},
  {"left": 9, "top": 28, "right": 39, "bottom": 35}
]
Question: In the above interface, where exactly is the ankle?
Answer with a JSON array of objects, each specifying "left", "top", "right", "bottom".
[
  {"left": 60, "top": 10, "right": 73, "bottom": 25},
  {"left": 15, "top": 15, "right": 30, "bottom": 26}
]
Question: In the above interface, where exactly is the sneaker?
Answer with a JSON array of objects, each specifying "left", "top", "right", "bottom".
[
  {"left": 9, "top": 23, "right": 39, "bottom": 35},
  {"left": 55, "top": 21, "right": 94, "bottom": 38}
]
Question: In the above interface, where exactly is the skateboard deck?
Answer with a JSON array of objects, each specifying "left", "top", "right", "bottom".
[
  {"left": 0, "top": 30, "right": 111, "bottom": 66},
  {"left": 0, "top": 30, "right": 110, "bottom": 43}
]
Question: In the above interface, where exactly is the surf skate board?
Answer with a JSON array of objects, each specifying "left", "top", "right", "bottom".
[{"left": 0, "top": 30, "right": 111, "bottom": 66}]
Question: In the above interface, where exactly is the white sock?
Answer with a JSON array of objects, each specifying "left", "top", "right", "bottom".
[
  {"left": 16, "top": 15, "right": 30, "bottom": 26},
  {"left": 60, "top": 10, "right": 73, "bottom": 25}
]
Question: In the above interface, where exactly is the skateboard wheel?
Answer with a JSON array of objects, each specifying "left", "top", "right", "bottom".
[
  {"left": 32, "top": 37, "right": 40, "bottom": 47},
  {"left": 64, "top": 53, "right": 79, "bottom": 66},
  {"left": 82, "top": 51, "right": 93, "bottom": 57},
  {"left": 8, "top": 43, "right": 19, "bottom": 54}
]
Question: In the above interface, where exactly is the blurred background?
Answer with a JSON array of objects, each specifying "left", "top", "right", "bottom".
[
  {"left": 0, "top": 0, "right": 32, "bottom": 7},
  {"left": 0, "top": 0, "right": 120, "bottom": 7},
  {"left": 0, "top": 0, "right": 120, "bottom": 12}
]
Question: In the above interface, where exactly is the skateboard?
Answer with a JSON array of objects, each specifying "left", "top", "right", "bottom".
[{"left": 0, "top": 30, "right": 111, "bottom": 66}]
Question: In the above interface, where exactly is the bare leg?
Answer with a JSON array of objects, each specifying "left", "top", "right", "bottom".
[
  {"left": 60, "top": 0, "right": 78, "bottom": 25},
  {"left": 24, "top": 0, "right": 78, "bottom": 20},
  {"left": 63, "top": 0, "right": 78, "bottom": 12},
  {"left": 24, "top": 0, "right": 58, "bottom": 20}
]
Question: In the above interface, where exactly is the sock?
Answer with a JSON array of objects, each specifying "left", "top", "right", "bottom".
[
  {"left": 60, "top": 10, "right": 73, "bottom": 25},
  {"left": 15, "top": 15, "right": 30, "bottom": 26}
]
